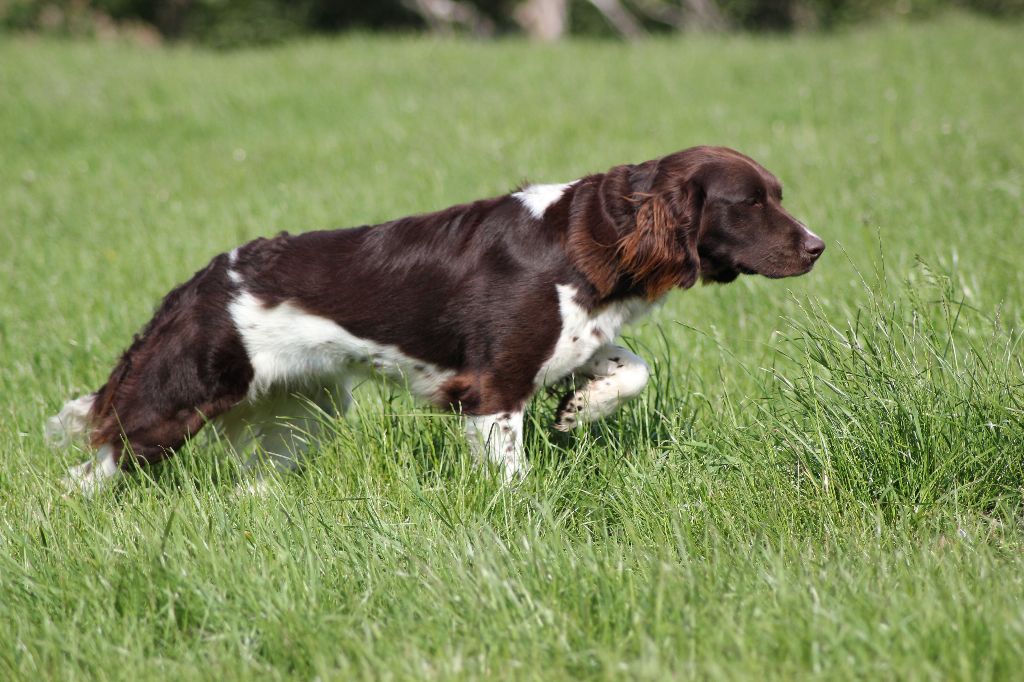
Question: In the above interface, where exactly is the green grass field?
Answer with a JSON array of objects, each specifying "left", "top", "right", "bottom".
[{"left": 2, "top": 14, "right": 1024, "bottom": 679}]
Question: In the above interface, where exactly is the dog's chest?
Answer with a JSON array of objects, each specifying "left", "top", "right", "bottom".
[{"left": 535, "top": 284, "right": 649, "bottom": 386}]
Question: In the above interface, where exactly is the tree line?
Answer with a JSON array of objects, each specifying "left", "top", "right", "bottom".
[{"left": 3, "top": 0, "right": 1021, "bottom": 47}]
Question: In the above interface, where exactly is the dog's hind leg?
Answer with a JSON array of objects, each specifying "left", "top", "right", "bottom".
[
  {"left": 252, "top": 379, "right": 351, "bottom": 473},
  {"left": 63, "top": 394, "right": 239, "bottom": 496},
  {"left": 55, "top": 252, "right": 256, "bottom": 495},
  {"left": 222, "top": 378, "right": 351, "bottom": 479}
]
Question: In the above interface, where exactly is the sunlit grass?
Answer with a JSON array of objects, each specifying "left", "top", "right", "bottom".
[{"left": 1, "top": 14, "right": 1023, "bottom": 680}]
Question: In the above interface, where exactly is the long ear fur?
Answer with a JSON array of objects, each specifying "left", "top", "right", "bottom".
[
  {"left": 565, "top": 168, "right": 634, "bottom": 298},
  {"left": 616, "top": 185, "right": 701, "bottom": 299}
]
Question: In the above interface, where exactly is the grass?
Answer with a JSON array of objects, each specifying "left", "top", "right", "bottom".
[{"left": 2, "top": 13, "right": 1024, "bottom": 680}]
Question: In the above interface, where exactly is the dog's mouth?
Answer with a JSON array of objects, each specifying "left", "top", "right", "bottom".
[
  {"left": 765, "top": 261, "right": 818, "bottom": 279},
  {"left": 738, "top": 256, "right": 818, "bottom": 279}
]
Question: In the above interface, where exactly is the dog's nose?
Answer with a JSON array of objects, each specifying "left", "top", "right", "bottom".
[{"left": 804, "top": 235, "right": 825, "bottom": 259}]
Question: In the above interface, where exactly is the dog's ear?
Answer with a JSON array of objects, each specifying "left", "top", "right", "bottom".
[
  {"left": 617, "top": 181, "right": 702, "bottom": 299},
  {"left": 565, "top": 165, "right": 637, "bottom": 297}
]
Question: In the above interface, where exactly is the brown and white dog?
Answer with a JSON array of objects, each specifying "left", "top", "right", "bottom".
[{"left": 46, "top": 146, "right": 824, "bottom": 493}]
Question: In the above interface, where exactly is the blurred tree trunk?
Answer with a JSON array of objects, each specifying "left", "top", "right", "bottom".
[
  {"left": 404, "top": 0, "right": 495, "bottom": 36},
  {"left": 515, "top": 0, "right": 646, "bottom": 41},
  {"left": 514, "top": 0, "right": 568, "bottom": 41},
  {"left": 588, "top": 0, "right": 646, "bottom": 38},
  {"left": 681, "top": 0, "right": 726, "bottom": 30},
  {"left": 632, "top": 0, "right": 727, "bottom": 31}
]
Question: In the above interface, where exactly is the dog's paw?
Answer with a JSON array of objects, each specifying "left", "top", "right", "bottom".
[{"left": 553, "top": 392, "right": 586, "bottom": 432}]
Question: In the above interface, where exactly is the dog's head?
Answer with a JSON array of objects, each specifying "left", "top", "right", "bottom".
[{"left": 580, "top": 146, "right": 825, "bottom": 299}]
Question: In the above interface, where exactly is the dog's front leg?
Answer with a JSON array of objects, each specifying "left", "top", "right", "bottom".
[
  {"left": 553, "top": 344, "right": 650, "bottom": 431},
  {"left": 465, "top": 410, "right": 527, "bottom": 482}
]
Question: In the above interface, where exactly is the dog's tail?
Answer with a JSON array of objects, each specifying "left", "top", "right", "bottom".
[{"left": 44, "top": 393, "right": 99, "bottom": 449}]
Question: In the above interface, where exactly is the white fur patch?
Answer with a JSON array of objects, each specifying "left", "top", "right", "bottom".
[
  {"left": 227, "top": 248, "right": 243, "bottom": 283},
  {"left": 513, "top": 181, "right": 576, "bottom": 219},
  {"left": 228, "top": 291, "right": 454, "bottom": 400},
  {"left": 535, "top": 284, "right": 650, "bottom": 386},
  {"left": 45, "top": 394, "right": 96, "bottom": 448}
]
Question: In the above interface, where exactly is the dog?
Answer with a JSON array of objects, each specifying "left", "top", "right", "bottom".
[{"left": 46, "top": 146, "right": 824, "bottom": 493}]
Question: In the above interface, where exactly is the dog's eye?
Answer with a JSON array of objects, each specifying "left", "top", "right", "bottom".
[{"left": 744, "top": 197, "right": 762, "bottom": 207}]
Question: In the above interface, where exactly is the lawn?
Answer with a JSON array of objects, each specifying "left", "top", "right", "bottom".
[{"left": 2, "top": 13, "right": 1023, "bottom": 680}]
